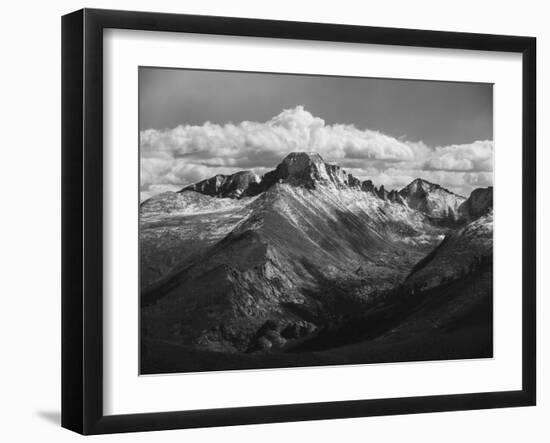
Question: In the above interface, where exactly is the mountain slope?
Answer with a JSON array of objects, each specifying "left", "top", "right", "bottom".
[
  {"left": 141, "top": 153, "right": 451, "bottom": 353},
  {"left": 141, "top": 152, "right": 456, "bottom": 290},
  {"left": 373, "top": 210, "right": 494, "bottom": 341},
  {"left": 181, "top": 170, "right": 260, "bottom": 198},
  {"left": 140, "top": 191, "right": 261, "bottom": 289},
  {"left": 142, "top": 181, "right": 443, "bottom": 353},
  {"left": 403, "top": 210, "right": 493, "bottom": 291},
  {"left": 458, "top": 186, "right": 493, "bottom": 221}
]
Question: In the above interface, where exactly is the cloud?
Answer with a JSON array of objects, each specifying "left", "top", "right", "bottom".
[
  {"left": 422, "top": 140, "right": 493, "bottom": 172},
  {"left": 140, "top": 106, "right": 493, "bottom": 200}
]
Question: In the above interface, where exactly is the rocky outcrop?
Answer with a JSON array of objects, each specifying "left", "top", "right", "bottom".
[
  {"left": 458, "top": 187, "right": 493, "bottom": 221},
  {"left": 180, "top": 170, "right": 260, "bottom": 198},
  {"left": 361, "top": 179, "right": 375, "bottom": 193},
  {"left": 251, "top": 152, "right": 364, "bottom": 192},
  {"left": 375, "top": 185, "right": 389, "bottom": 200},
  {"left": 398, "top": 178, "right": 465, "bottom": 220},
  {"left": 387, "top": 189, "right": 404, "bottom": 204}
]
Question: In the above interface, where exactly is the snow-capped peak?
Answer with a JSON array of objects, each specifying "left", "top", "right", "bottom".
[{"left": 398, "top": 178, "right": 466, "bottom": 220}]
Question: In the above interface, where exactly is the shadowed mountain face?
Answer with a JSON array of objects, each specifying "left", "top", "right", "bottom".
[
  {"left": 140, "top": 152, "right": 493, "bottom": 373},
  {"left": 182, "top": 170, "right": 261, "bottom": 198},
  {"left": 458, "top": 186, "right": 493, "bottom": 221}
]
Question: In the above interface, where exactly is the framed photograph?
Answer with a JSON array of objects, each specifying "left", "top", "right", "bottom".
[{"left": 62, "top": 8, "right": 536, "bottom": 435}]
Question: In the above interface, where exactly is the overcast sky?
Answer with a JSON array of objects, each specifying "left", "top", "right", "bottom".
[{"left": 139, "top": 67, "right": 493, "bottom": 201}]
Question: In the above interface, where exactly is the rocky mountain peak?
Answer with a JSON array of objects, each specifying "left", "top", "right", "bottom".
[
  {"left": 458, "top": 187, "right": 493, "bottom": 221},
  {"left": 375, "top": 185, "right": 389, "bottom": 200},
  {"left": 400, "top": 178, "right": 440, "bottom": 196},
  {"left": 361, "top": 179, "right": 375, "bottom": 193},
  {"left": 280, "top": 152, "right": 325, "bottom": 174},
  {"left": 274, "top": 152, "right": 329, "bottom": 187},
  {"left": 252, "top": 151, "right": 361, "bottom": 191},
  {"left": 399, "top": 178, "right": 465, "bottom": 221},
  {"left": 180, "top": 170, "right": 260, "bottom": 199}
]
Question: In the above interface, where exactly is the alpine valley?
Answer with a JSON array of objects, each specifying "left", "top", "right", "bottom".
[{"left": 140, "top": 152, "right": 493, "bottom": 373}]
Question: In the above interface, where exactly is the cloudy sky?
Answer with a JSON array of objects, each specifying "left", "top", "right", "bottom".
[{"left": 139, "top": 68, "right": 493, "bottom": 201}]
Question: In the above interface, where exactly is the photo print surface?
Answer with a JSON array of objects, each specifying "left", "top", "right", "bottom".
[{"left": 139, "top": 68, "right": 494, "bottom": 374}]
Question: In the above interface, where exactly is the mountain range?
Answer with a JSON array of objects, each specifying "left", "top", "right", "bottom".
[{"left": 140, "top": 152, "right": 493, "bottom": 373}]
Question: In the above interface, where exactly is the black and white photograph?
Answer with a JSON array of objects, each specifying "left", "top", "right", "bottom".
[
  {"left": 1, "top": 0, "right": 545, "bottom": 439},
  {"left": 139, "top": 68, "right": 494, "bottom": 374}
]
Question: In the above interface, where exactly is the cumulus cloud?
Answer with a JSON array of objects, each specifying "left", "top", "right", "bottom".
[
  {"left": 422, "top": 140, "right": 493, "bottom": 172},
  {"left": 140, "top": 106, "right": 493, "bottom": 200}
]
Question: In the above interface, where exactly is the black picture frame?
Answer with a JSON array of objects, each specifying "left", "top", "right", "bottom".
[{"left": 61, "top": 8, "right": 537, "bottom": 435}]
